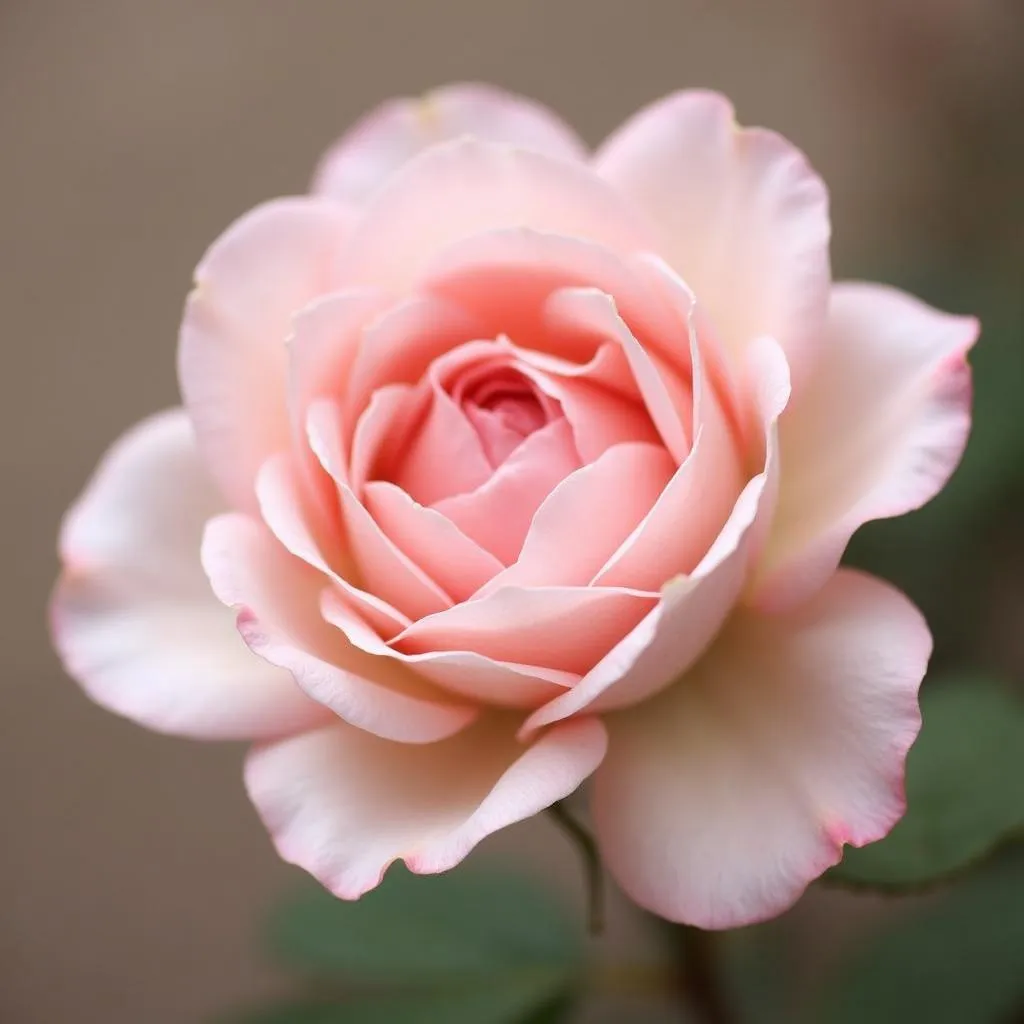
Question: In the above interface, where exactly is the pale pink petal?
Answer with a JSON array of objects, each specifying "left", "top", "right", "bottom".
[
  {"left": 202, "top": 513, "right": 476, "bottom": 743},
  {"left": 346, "top": 385, "right": 421, "bottom": 495},
  {"left": 388, "top": 380, "right": 493, "bottom": 506},
  {"left": 179, "top": 197, "right": 354, "bottom": 512},
  {"left": 545, "top": 288, "right": 690, "bottom": 462},
  {"left": 338, "top": 139, "right": 653, "bottom": 291},
  {"left": 313, "top": 83, "right": 588, "bottom": 204},
  {"left": 522, "top": 338, "right": 790, "bottom": 733},
  {"left": 285, "top": 289, "right": 391, "bottom": 520},
  {"left": 422, "top": 229, "right": 685, "bottom": 369},
  {"left": 479, "top": 443, "right": 675, "bottom": 591},
  {"left": 512, "top": 342, "right": 661, "bottom": 463},
  {"left": 343, "top": 293, "right": 481, "bottom": 437},
  {"left": 753, "top": 283, "right": 978, "bottom": 610},
  {"left": 322, "top": 591, "right": 575, "bottom": 708},
  {"left": 363, "top": 482, "right": 504, "bottom": 601},
  {"left": 593, "top": 570, "right": 929, "bottom": 929},
  {"left": 593, "top": 274, "right": 746, "bottom": 590},
  {"left": 595, "top": 91, "right": 830, "bottom": 389},
  {"left": 51, "top": 410, "right": 327, "bottom": 740},
  {"left": 392, "top": 585, "right": 658, "bottom": 677},
  {"left": 433, "top": 418, "right": 581, "bottom": 563},
  {"left": 246, "top": 711, "right": 607, "bottom": 899},
  {"left": 340, "top": 484, "right": 454, "bottom": 620},
  {"left": 256, "top": 449, "right": 410, "bottom": 640}
]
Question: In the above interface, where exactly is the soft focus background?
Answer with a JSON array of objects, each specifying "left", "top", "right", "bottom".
[{"left": 2, "top": 2, "right": 1022, "bottom": 1022}]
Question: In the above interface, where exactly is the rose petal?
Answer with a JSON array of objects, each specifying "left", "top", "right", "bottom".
[
  {"left": 338, "top": 139, "right": 653, "bottom": 291},
  {"left": 521, "top": 337, "right": 790, "bottom": 732},
  {"left": 313, "top": 83, "right": 588, "bottom": 204},
  {"left": 422, "top": 229, "right": 686, "bottom": 371},
  {"left": 592, "top": 570, "right": 928, "bottom": 929},
  {"left": 343, "top": 293, "right": 481, "bottom": 439},
  {"left": 387, "top": 374, "right": 493, "bottom": 507},
  {"left": 256, "top": 449, "right": 411, "bottom": 640},
  {"left": 545, "top": 288, "right": 690, "bottom": 462},
  {"left": 51, "top": 410, "right": 328, "bottom": 739},
  {"left": 179, "top": 197, "right": 353, "bottom": 512},
  {"left": 202, "top": 513, "right": 476, "bottom": 743},
  {"left": 592, "top": 269, "right": 746, "bottom": 590},
  {"left": 432, "top": 418, "right": 582, "bottom": 563},
  {"left": 595, "top": 90, "right": 830, "bottom": 389},
  {"left": 392, "top": 585, "right": 658, "bottom": 677},
  {"left": 753, "top": 283, "right": 978, "bottom": 610},
  {"left": 246, "top": 711, "right": 607, "bottom": 899},
  {"left": 322, "top": 591, "right": 575, "bottom": 708},
  {"left": 285, "top": 288, "right": 391, "bottom": 522},
  {"left": 512, "top": 343, "right": 661, "bottom": 463},
  {"left": 478, "top": 443, "right": 675, "bottom": 591},
  {"left": 363, "top": 481, "right": 504, "bottom": 602}
]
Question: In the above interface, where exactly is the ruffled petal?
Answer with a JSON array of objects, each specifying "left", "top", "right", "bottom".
[
  {"left": 592, "top": 570, "right": 928, "bottom": 929},
  {"left": 246, "top": 711, "right": 607, "bottom": 898},
  {"left": 51, "top": 410, "right": 327, "bottom": 739},
  {"left": 753, "top": 283, "right": 978, "bottom": 610}
]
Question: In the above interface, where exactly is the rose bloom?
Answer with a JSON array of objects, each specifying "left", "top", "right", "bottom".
[{"left": 51, "top": 84, "right": 977, "bottom": 929}]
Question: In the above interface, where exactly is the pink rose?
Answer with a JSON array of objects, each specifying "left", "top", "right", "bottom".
[{"left": 51, "top": 84, "right": 977, "bottom": 928}]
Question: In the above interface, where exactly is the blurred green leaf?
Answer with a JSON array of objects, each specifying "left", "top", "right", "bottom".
[
  {"left": 819, "top": 859, "right": 1024, "bottom": 1024},
  {"left": 828, "top": 678, "right": 1024, "bottom": 890},
  {"left": 255, "top": 864, "right": 582, "bottom": 1023}
]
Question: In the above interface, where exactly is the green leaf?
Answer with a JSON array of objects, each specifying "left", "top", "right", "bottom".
[
  {"left": 262, "top": 864, "right": 583, "bottom": 1022},
  {"left": 828, "top": 679, "right": 1024, "bottom": 890},
  {"left": 819, "top": 858, "right": 1024, "bottom": 1024}
]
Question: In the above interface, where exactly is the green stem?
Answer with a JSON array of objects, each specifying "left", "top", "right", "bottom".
[
  {"left": 548, "top": 800, "right": 605, "bottom": 936},
  {"left": 678, "top": 925, "right": 735, "bottom": 1024}
]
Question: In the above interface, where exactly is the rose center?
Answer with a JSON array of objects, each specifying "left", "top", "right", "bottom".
[{"left": 453, "top": 364, "right": 561, "bottom": 467}]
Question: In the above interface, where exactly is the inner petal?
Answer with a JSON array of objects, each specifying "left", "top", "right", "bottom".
[
  {"left": 457, "top": 363, "right": 561, "bottom": 466},
  {"left": 378, "top": 340, "right": 575, "bottom": 506}
]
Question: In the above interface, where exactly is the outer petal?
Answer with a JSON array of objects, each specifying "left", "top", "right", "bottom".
[
  {"left": 753, "top": 283, "right": 978, "bottom": 610},
  {"left": 313, "top": 82, "right": 588, "bottom": 204},
  {"left": 594, "top": 90, "right": 830, "bottom": 388},
  {"left": 51, "top": 410, "right": 327, "bottom": 739},
  {"left": 337, "top": 138, "right": 653, "bottom": 291},
  {"left": 246, "top": 712, "right": 607, "bottom": 899},
  {"left": 202, "top": 513, "right": 476, "bottom": 744},
  {"left": 592, "top": 570, "right": 929, "bottom": 929},
  {"left": 179, "top": 197, "right": 354, "bottom": 512}
]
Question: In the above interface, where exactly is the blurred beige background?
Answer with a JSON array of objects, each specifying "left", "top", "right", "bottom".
[{"left": 2, "top": 2, "right": 1020, "bottom": 1021}]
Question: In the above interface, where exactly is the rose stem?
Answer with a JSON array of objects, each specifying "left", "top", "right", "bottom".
[
  {"left": 548, "top": 799, "right": 606, "bottom": 937},
  {"left": 677, "top": 924, "right": 735, "bottom": 1024}
]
